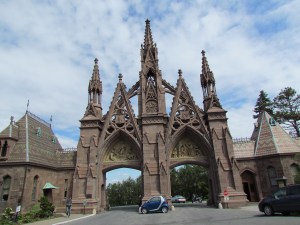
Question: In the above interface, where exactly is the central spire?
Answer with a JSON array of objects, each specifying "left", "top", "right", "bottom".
[
  {"left": 138, "top": 19, "right": 166, "bottom": 117},
  {"left": 143, "top": 19, "right": 154, "bottom": 49}
]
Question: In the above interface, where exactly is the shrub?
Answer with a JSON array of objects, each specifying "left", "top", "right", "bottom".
[
  {"left": 38, "top": 196, "right": 54, "bottom": 218},
  {"left": 19, "top": 204, "right": 40, "bottom": 224},
  {"left": 0, "top": 207, "right": 13, "bottom": 225}
]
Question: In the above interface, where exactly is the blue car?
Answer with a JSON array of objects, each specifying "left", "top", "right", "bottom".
[{"left": 140, "top": 196, "right": 169, "bottom": 214}]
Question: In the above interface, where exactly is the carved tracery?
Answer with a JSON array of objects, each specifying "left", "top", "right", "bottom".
[
  {"left": 171, "top": 90, "right": 202, "bottom": 134},
  {"left": 105, "top": 93, "right": 136, "bottom": 139}
]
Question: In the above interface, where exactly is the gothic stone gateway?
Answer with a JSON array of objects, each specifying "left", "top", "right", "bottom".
[
  {"left": 72, "top": 20, "right": 248, "bottom": 212},
  {"left": 1, "top": 20, "right": 299, "bottom": 214}
]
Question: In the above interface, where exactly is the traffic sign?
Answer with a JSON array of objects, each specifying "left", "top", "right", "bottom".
[{"left": 224, "top": 190, "right": 228, "bottom": 196}]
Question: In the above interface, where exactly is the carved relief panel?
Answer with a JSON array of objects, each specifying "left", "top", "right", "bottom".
[
  {"left": 171, "top": 137, "right": 204, "bottom": 159},
  {"left": 104, "top": 141, "right": 138, "bottom": 162}
]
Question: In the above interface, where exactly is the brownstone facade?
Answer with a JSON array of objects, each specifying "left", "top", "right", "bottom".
[{"left": 1, "top": 20, "right": 299, "bottom": 214}]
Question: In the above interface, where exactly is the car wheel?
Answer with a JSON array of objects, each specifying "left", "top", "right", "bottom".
[
  {"left": 141, "top": 208, "right": 148, "bottom": 214},
  {"left": 282, "top": 212, "right": 290, "bottom": 216},
  {"left": 263, "top": 205, "right": 274, "bottom": 216},
  {"left": 161, "top": 206, "right": 168, "bottom": 213}
]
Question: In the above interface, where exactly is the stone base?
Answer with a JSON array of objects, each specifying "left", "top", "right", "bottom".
[{"left": 219, "top": 190, "right": 248, "bottom": 209}]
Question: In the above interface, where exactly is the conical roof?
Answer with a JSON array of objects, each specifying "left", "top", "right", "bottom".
[{"left": 253, "top": 111, "right": 300, "bottom": 156}]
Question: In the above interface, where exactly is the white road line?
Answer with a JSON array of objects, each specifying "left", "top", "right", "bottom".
[{"left": 52, "top": 214, "right": 95, "bottom": 225}]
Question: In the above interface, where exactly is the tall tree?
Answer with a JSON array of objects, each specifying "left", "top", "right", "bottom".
[
  {"left": 253, "top": 90, "right": 273, "bottom": 119},
  {"left": 273, "top": 87, "right": 300, "bottom": 137}
]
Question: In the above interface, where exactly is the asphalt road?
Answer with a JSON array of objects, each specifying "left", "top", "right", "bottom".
[{"left": 65, "top": 204, "right": 300, "bottom": 225}]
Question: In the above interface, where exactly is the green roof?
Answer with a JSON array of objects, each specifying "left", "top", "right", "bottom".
[{"left": 43, "top": 182, "right": 59, "bottom": 189}]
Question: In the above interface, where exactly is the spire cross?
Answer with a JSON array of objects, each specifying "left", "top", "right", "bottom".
[{"left": 94, "top": 58, "right": 98, "bottom": 65}]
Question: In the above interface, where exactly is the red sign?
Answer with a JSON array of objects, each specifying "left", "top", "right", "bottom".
[{"left": 224, "top": 190, "right": 228, "bottom": 196}]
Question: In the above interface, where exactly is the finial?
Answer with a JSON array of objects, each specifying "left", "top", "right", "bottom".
[
  {"left": 145, "top": 19, "right": 150, "bottom": 24},
  {"left": 178, "top": 69, "right": 182, "bottom": 77},
  {"left": 201, "top": 50, "right": 206, "bottom": 57},
  {"left": 94, "top": 58, "right": 98, "bottom": 65},
  {"left": 26, "top": 100, "right": 30, "bottom": 112},
  {"left": 10, "top": 116, "right": 14, "bottom": 125},
  {"left": 118, "top": 73, "right": 123, "bottom": 82}
]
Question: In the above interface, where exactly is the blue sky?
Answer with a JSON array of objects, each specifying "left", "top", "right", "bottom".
[{"left": 1, "top": 0, "right": 300, "bottom": 184}]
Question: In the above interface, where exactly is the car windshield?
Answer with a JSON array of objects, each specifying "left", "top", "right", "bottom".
[{"left": 273, "top": 188, "right": 286, "bottom": 199}]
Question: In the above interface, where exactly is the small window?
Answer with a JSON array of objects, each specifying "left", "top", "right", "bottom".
[
  {"left": 64, "top": 179, "right": 68, "bottom": 199},
  {"left": 1, "top": 141, "right": 8, "bottom": 157},
  {"left": 52, "top": 136, "right": 57, "bottom": 144},
  {"left": 267, "top": 166, "right": 277, "bottom": 186},
  {"left": 291, "top": 164, "right": 299, "bottom": 183},
  {"left": 32, "top": 176, "right": 38, "bottom": 201},
  {"left": 36, "top": 127, "right": 42, "bottom": 137},
  {"left": 2, "top": 175, "right": 11, "bottom": 201}
]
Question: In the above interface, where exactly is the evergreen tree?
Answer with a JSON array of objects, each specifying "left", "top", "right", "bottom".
[
  {"left": 253, "top": 90, "right": 273, "bottom": 119},
  {"left": 273, "top": 87, "right": 300, "bottom": 137}
]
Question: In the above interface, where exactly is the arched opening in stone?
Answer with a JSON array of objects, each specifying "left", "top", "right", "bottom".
[
  {"left": 241, "top": 170, "right": 259, "bottom": 202},
  {"left": 170, "top": 164, "right": 208, "bottom": 205},
  {"left": 105, "top": 168, "right": 141, "bottom": 208}
]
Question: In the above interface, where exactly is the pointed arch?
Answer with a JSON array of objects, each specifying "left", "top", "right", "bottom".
[
  {"left": 100, "top": 129, "right": 142, "bottom": 162},
  {"left": 240, "top": 169, "right": 259, "bottom": 202},
  {"left": 168, "top": 125, "right": 213, "bottom": 169},
  {"left": 169, "top": 125, "right": 213, "bottom": 157}
]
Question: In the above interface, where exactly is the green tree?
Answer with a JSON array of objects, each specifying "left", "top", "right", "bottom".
[
  {"left": 273, "top": 87, "right": 300, "bottom": 137},
  {"left": 171, "top": 165, "right": 208, "bottom": 201},
  {"left": 253, "top": 90, "right": 273, "bottom": 119},
  {"left": 106, "top": 176, "right": 142, "bottom": 206}
]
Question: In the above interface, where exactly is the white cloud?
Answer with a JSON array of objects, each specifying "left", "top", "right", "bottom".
[{"left": 1, "top": 0, "right": 299, "bottom": 149}]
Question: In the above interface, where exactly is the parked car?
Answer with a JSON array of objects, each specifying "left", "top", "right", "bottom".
[
  {"left": 140, "top": 196, "right": 169, "bottom": 214},
  {"left": 258, "top": 184, "right": 300, "bottom": 216},
  {"left": 171, "top": 195, "right": 186, "bottom": 203}
]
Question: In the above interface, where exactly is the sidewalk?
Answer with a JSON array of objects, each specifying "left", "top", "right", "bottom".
[{"left": 25, "top": 213, "right": 95, "bottom": 225}]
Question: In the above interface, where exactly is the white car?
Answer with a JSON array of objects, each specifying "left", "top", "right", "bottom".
[{"left": 171, "top": 195, "right": 186, "bottom": 203}]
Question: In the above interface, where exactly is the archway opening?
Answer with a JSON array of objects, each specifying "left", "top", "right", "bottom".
[
  {"left": 105, "top": 168, "right": 141, "bottom": 207},
  {"left": 241, "top": 170, "right": 259, "bottom": 202},
  {"left": 170, "top": 164, "right": 208, "bottom": 204}
]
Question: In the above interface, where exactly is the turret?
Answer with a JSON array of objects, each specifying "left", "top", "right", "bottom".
[
  {"left": 85, "top": 58, "right": 103, "bottom": 118},
  {"left": 200, "top": 50, "right": 222, "bottom": 111}
]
